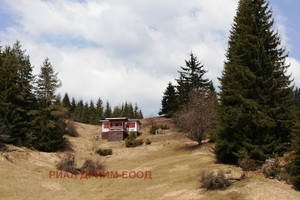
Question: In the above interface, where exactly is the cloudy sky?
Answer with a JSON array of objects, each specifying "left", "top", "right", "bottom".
[{"left": 0, "top": 0, "right": 299, "bottom": 117}]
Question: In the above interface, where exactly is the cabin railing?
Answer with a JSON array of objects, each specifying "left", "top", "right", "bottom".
[{"left": 109, "top": 126, "right": 125, "bottom": 131}]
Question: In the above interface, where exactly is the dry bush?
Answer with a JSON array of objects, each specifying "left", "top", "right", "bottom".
[
  {"left": 160, "top": 124, "right": 169, "bottom": 130},
  {"left": 238, "top": 156, "right": 258, "bottom": 172},
  {"left": 262, "top": 157, "right": 289, "bottom": 181},
  {"left": 66, "top": 121, "right": 79, "bottom": 137},
  {"left": 125, "top": 138, "right": 143, "bottom": 147},
  {"left": 96, "top": 148, "right": 112, "bottom": 156},
  {"left": 200, "top": 170, "right": 231, "bottom": 190},
  {"left": 0, "top": 142, "right": 8, "bottom": 152},
  {"left": 173, "top": 89, "right": 217, "bottom": 145},
  {"left": 80, "top": 159, "right": 105, "bottom": 176},
  {"left": 56, "top": 153, "right": 78, "bottom": 173},
  {"left": 145, "top": 138, "right": 152, "bottom": 145},
  {"left": 148, "top": 119, "right": 159, "bottom": 134}
]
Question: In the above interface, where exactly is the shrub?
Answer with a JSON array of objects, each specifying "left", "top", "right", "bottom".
[
  {"left": 125, "top": 138, "right": 143, "bottom": 148},
  {"left": 238, "top": 156, "right": 258, "bottom": 172},
  {"left": 200, "top": 170, "right": 231, "bottom": 190},
  {"left": 149, "top": 119, "right": 159, "bottom": 134},
  {"left": 208, "top": 130, "right": 218, "bottom": 143},
  {"left": 56, "top": 153, "right": 78, "bottom": 173},
  {"left": 145, "top": 138, "right": 152, "bottom": 145},
  {"left": 127, "top": 132, "right": 137, "bottom": 140},
  {"left": 80, "top": 159, "right": 105, "bottom": 176},
  {"left": 0, "top": 142, "right": 8, "bottom": 152},
  {"left": 66, "top": 121, "right": 79, "bottom": 137},
  {"left": 125, "top": 132, "right": 143, "bottom": 147},
  {"left": 160, "top": 124, "right": 169, "bottom": 130},
  {"left": 97, "top": 148, "right": 112, "bottom": 156},
  {"left": 262, "top": 157, "right": 289, "bottom": 181}
]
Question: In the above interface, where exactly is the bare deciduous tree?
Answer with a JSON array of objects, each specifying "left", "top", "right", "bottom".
[{"left": 174, "top": 89, "right": 217, "bottom": 145}]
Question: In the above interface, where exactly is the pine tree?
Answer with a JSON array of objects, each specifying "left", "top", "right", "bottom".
[
  {"left": 127, "top": 103, "right": 134, "bottom": 119},
  {"left": 62, "top": 93, "right": 71, "bottom": 111},
  {"left": 36, "top": 58, "right": 61, "bottom": 107},
  {"left": 73, "top": 100, "right": 83, "bottom": 121},
  {"left": 104, "top": 101, "right": 112, "bottom": 118},
  {"left": 70, "top": 97, "right": 76, "bottom": 113},
  {"left": 133, "top": 103, "right": 139, "bottom": 118},
  {"left": 89, "top": 100, "right": 97, "bottom": 124},
  {"left": 0, "top": 41, "right": 36, "bottom": 146},
  {"left": 33, "top": 58, "right": 66, "bottom": 152},
  {"left": 81, "top": 102, "right": 90, "bottom": 123},
  {"left": 159, "top": 82, "right": 179, "bottom": 117},
  {"left": 138, "top": 109, "right": 143, "bottom": 119},
  {"left": 96, "top": 98, "right": 104, "bottom": 120},
  {"left": 112, "top": 105, "right": 122, "bottom": 117},
  {"left": 215, "top": 0, "right": 294, "bottom": 164},
  {"left": 176, "top": 52, "right": 212, "bottom": 106},
  {"left": 122, "top": 102, "right": 129, "bottom": 117},
  {"left": 288, "top": 89, "right": 300, "bottom": 189}
]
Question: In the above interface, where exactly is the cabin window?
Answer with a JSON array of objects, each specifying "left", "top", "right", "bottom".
[{"left": 127, "top": 123, "right": 135, "bottom": 128}]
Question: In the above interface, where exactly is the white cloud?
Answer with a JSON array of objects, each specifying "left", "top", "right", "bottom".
[
  {"left": 1, "top": 0, "right": 299, "bottom": 116},
  {"left": 287, "top": 57, "right": 300, "bottom": 88}
]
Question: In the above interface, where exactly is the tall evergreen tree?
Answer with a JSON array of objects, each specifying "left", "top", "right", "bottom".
[
  {"left": 138, "top": 109, "right": 143, "bottom": 119},
  {"left": 96, "top": 98, "right": 104, "bottom": 120},
  {"left": 288, "top": 89, "right": 300, "bottom": 189},
  {"left": 73, "top": 100, "right": 84, "bottom": 121},
  {"left": 0, "top": 41, "right": 36, "bottom": 146},
  {"left": 33, "top": 58, "right": 66, "bottom": 152},
  {"left": 159, "top": 82, "right": 179, "bottom": 117},
  {"left": 62, "top": 93, "right": 71, "bottom": 111},
  {"left": 104, "top": 101, "right": 112, "bottom": 118},
  {"left": 81, "top": 102, "right": 90, "bottom": 123},
  {"left": 112, "top": 105, "right": 122, "bottom": 117},
  {"left": 127, "top": 102, "right": 134, "bottom": 119},
  {"left": 215, "top": 0, "right": 294, "bottom": 164},
  {"left": 89, "top": 100, "right": 97, "bottom": 124},
  {"left": 36, "top": 58, "right": 61, "bottom": 107},
  {"left": 133, "top": 103, "right": 139, "bottom": 118},
  {"left": 176, "top": 52, "right": 213, "bottom": 106},
  {"left": 70, "top": 97, "right": 76, "bottom": 113}
]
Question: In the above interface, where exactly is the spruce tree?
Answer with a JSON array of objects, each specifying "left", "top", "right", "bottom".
[
  {"left": 127, "top": 103, "right": 134, "bottom": 118},
  {"left": 81, "top": 102, "right": 90, "bottom": 123},
  {"left": 96, "top": 98, "right": 104, "bottom": 120},
  {"left": 176, "top": 52, "right": 212, "bottom": 106},
  {"left": 33, "top": 58, "right": 66, "bottom": 152},
  {"left": 62, "top": 93, "right": 71, "bottom": 111},
  {"left": 70, "top": 97, "right": 76, "bottom": 113},
  {"left": 133, "top": 103, "right": 139, "bottom": 118},
  {"left": 0, "top": 41, "right": 36, "bottom": 146},
  {"left": 138, "top": 109, "right": 143, "bottom": 119},
  {"left": 289, "top": 89, "right": 300, "bottom": 189},
  {"left": 74, "top": 100, "right": 84, "bottom": 121},
  {"left": 215, "top": 0, "right": 294, "bottom": 164},
  {"left": 112, "top": 105, "right": 122, "bottom": 117},
  {"left": 159, "top": 82, "right": 179, "bottom": 117},
  {"left": 104, "top": 101, "right": 112, "bottom": 118},
  {"left": 89, "top": 100, "right": 97, "bottom": 124}
]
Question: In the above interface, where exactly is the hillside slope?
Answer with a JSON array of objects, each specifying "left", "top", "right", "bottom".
[{"left": 0, "top": 117, "right": 299, "bottom": 200}]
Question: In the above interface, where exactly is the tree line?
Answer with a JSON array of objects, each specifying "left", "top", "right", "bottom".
[
  {"left": 0, "top": 41, "right": 143, "bottom": 152},
  {"left": 159, "top": 0, "right": 300, "bottom": 189},
  {"left": 0, "top": 41, "right": 66, "bottom": 152},
  {"left": 61, "top": 93, "right": 143, "bottom": 125}
]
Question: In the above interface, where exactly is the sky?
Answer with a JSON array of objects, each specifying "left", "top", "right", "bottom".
[{"left": 0, "top": 0, "right": 299, "bottom": 117}]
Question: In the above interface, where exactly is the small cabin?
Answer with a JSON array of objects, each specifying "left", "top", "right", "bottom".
[{"left": 100, "top": 117, "right": 141, "bottom": 142}]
